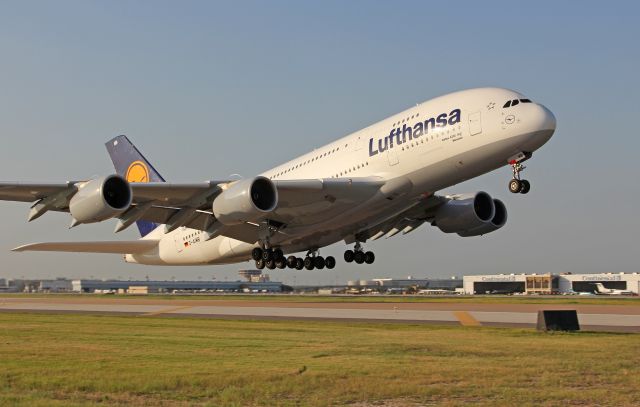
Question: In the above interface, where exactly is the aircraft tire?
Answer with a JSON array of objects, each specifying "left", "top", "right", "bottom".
[
  {"left": 262, "top": 249, "right": 274, "bottom": 262},
  {"left": 295, "top": 258, "right": 305, "bottom": 270},
  {"left": 304, "top": 257, "right": 315, "bottom": 270},
  {"left": 252, "top": 248, "right": 263, "bottom": 261},
  {"left": 255, "top": 259, "right": 265, "bottom": 269},
  {"left": 519, "top": 179, "right": 531, "bottom": 194},
  {"left": 314, "top": 256, "right": 325, "bottom": 270},
  {"left": 344, "top": 250, "right": 355, "bottom": 263},
  {"left": 325, "top": 256, "right": 336, "bottom": 269},
  {"left": 354, "top": 251, "right": 365, "bottom": 264},
  {"left": 364, "top": 251, "right": 375, "bottom": 264},
  {"left": 286, "top": 256, "right": 298, "bottom": 268},
  {"left": 266, "top": 259, "right": 276, "bottom": 269},
  {"left": 273, "top": 248, "right": 284, "bottom": 260},
  {"left": 509, "top": 179, "right": 522, "bottom": 194},
  {"left": 275, "top": 258, "right": 286, "bottom": 269}
]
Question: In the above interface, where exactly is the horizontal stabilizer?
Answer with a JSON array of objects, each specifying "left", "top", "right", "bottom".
[{"left": 12, "top": 240, "right": 159, "bottom": 254}]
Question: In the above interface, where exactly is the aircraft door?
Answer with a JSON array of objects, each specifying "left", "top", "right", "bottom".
[{"left": 469, "top": 111, "right": 482, "bottom": 135}]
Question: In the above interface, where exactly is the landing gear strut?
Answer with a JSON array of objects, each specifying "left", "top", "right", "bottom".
[
  {"left": 344, "top": 242, "right": 375, "bottom": 265},
  {"left": 508, "top": 160, "right": 531, "bottom": 194}
]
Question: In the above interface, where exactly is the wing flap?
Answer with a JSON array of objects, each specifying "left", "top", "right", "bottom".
[{"left": 12, "top": 240, "right": 159, "bottom": 254}]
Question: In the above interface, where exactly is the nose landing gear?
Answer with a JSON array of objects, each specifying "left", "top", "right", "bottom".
[{"left": 508, "top": 160, "right": 531, "bottom": 194}]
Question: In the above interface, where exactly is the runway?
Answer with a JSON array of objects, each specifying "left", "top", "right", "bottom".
[{"left": 1, "top": 296, "right": 639, "bottom": 332}]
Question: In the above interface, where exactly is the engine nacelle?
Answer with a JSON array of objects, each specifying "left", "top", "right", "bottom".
[
  {"left": 212, "top": 176, "right": 278, "bottom": 225},
  {"left": 434, "top": 191, "right": 495, "bottom": 235},
  {"left": 457, "top": 199, "right": 508, "bottom": 237},
  {"left": 69, "top": 175, "right": 132, "bottom": 224}
]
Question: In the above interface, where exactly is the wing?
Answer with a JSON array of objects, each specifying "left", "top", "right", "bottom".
[
  {"left": 12, "top": 240, "right": 159, "bottom": 254},
  {"left": 353, "top": 195, "right": 447, "bottom": 241},
  {"left": 0, "top": 176, "right": 386, "bottom": 244},
  {"left": 0, "top": 182, "right": 78, "bottom": 202}
]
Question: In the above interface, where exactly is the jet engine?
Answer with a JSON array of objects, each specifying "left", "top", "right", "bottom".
[
  {"left": 69, "top": 175, "right": 132, "bottom": 224},
  {"left": 434, "top": 192, "right": 507, "bottom": 237},
  {"left": 457, "top": 199, "right": 507, "bottom": 237},
  {"left": 212, "top": 176, "right": 278, "bottom": 225}
]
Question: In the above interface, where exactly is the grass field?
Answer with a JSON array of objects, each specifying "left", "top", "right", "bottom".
[
  {"left": 3, "top": 293, "right": 640, "bottom": 306},
  {"left": 0, "top": 313, "right": 639, "bottom": 406}
]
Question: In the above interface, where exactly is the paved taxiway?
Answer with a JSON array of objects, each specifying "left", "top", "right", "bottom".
[{"left": 0, "top": 297, "right": 639, "bottom": 332}]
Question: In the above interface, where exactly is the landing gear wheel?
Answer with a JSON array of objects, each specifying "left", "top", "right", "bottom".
[
  {"left": 255, "top": 259, "right": 265, "bottom": 269},
  {"left": 304, "top": 257, "right": 315, "bottom": 270},
  {"left": 273, "top": 248, "right": 284, "bottom": 260},
  {"left": 252, "top": 248, "right": 263, "bottom": 261},
  {"left": 519, "top": 179, "right": 530, "bottom": 194},
  {"left": 344, "top": 250, "right": 355, "bottom": 263},
  {"left": 325, "top": 256, "right": 336, "bottom": 269},
  {"left": 354, "top": 251, "right": 365, "bottom": 264},
  {"left": 314, "top": 256, "right": 325, "bottom": 270},
  {"left": 509, "top": 179, "right": 522, "bottom": 194},
  {"left": 295, "top": 258, "right": 304, "bottom": 270},
  {"left": 266, "top": 259, "right": 276, "bottom": 269},
  {"left": 275, "top": 258, "right": 286, "bottom": 269},
  {"left": 262, "top": 249, "right": 273, "bottom": 262},
  {"left": 364, "top": 251, "right": 375, "bottom": 264},
  {"left": 286, "top": 256, "right": 297, "bottom": 268}
]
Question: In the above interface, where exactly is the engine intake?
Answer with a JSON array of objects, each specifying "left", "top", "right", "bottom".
[
  {"left": 457, "top": 199, "right": 508, "bottom": 237},
  {"left": 434, "top": 191, "right": 497, "bottom": 235},
  {"left": 69, "top": 175, "right": 132, "bottom": 224},
  {"left": 212, "top": 177, "right": 278, "bottom": 225}
]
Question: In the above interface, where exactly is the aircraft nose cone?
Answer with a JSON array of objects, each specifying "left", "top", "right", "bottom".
[{"left": 539, "top": 104, "right": 556, "bottom": 132}]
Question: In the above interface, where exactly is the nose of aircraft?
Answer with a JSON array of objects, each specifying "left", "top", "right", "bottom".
[
  {"left": 524, "top": 103, "right": 556, "bottom": 149},
  {"left": 537, "top": 104, "right": 557, "bottom": 132}
]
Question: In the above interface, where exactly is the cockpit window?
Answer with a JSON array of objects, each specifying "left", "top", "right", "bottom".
[{"left": 504, "top": 98, "right": 533, "bottom": 108}]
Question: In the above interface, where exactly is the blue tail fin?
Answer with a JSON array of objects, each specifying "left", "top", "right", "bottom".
[{"left": 105, "top": 135, "right": 164, "bottom": 237}]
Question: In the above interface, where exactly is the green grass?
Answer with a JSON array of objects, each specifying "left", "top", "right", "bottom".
[
  {"left": 3, "top": 292, "right": 640, "bottom": 306},
  {"left": 0, "top": 313, "right": 639, "bottom": 406}
]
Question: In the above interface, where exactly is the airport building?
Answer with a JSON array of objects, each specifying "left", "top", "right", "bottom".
[
  {"left": 71, "top": 279, "right": 291, "bottom": 294},
  {"left": 373, "top": 277, "right": 461, "bottom": 290},
  {"left": 463, "top": 273, "right": 640, "bottom": 295}
]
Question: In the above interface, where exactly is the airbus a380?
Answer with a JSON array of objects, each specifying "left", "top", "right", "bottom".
[{"left": 0, "top": 87, "right": 556, "bottom": 271}]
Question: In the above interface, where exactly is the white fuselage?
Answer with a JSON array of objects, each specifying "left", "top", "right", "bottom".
[{"left": 126, "top": 87, "right": 556, "bottom": 265}]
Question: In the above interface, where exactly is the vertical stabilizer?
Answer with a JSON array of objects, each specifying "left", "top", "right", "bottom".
[{"left": 105, "top": 135, "right": 164, "bottom": 237}]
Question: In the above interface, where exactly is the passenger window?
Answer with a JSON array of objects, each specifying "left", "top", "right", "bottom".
[
  {"left": 503, "top": 101, "right": 511, "bottom": 108},
  {"left": 512, "top": 99, "right": 519, "bottom": 106}
]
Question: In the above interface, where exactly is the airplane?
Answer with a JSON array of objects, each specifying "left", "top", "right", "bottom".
[
  {"left": 416, "top": 289, "right": 454, "bottom": 295},
  {"left": 593, "top": 283, "right": 634, "bottom": 296},
  {"left": 0, "top": 87, "right": 556, "bottom": 271}
]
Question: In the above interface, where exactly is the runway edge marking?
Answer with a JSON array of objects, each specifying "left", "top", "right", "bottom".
[{"left": 453, "top": 311, "right": 481, "bottom": 326}]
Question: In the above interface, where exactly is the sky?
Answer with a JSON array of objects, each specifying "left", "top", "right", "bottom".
[{"left": 0, "top": 1, "right": 639, "bottom": 285}]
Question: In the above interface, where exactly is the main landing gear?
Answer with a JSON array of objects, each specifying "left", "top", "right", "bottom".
[
  {"left": 344, "top": 242, "right": 375, "bottom": 265},
  {"left": 252, "top": 247, "right": 335, "bottom": 271},
  {"left": 508, "top": 160, "right": 531, "bottom": 194}
]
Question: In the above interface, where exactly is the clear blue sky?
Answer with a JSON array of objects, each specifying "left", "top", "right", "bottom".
[{"left": 1, "top": 1, "right": 638, "bottom": 284}]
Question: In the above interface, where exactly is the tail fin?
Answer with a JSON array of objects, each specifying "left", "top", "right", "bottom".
[
  {"left": 594, "top": 283, "right": 608, "bottom": 293},
  {"left": 105, "top": 135, "right": 164, "bottom": 237}
]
